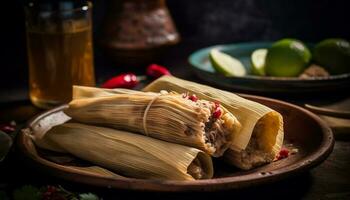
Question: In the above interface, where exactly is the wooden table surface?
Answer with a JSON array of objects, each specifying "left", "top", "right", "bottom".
[{"left": 0, "top": 42, "right": 349, "bottom": 200}]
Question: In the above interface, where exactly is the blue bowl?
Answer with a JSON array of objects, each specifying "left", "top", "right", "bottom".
[{"left": 189, "top": 42, "right": 350, "bottom": 94}]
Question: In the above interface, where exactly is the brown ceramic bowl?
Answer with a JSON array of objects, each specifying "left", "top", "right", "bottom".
[{"left": 18, "top": 94, "right": 334, "bottom": 192}]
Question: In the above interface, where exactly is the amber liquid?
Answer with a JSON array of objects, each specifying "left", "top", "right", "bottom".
[{"left": 27, "top": 26, "right": 95, "bottom": 109}]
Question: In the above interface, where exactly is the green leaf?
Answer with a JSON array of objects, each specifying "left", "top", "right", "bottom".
[
  {"left": 13, "top": 185, "right": 41, "bottom": 200},
  {"left": 79, "top": 193, "right": 99, "bottom": 200}
]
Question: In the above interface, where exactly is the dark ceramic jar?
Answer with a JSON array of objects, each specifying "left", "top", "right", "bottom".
[{"left": 100, "top": 0, "right": 180, "bottom": 65}]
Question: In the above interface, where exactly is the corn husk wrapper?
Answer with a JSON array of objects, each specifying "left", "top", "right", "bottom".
[
  {"left": 66, "top": 87, "right": 241, "bottom": 157},
  {"left": 35, "top": 123, "right": 213, "bottom": 180},
  {"left": 142, "top": 76, "right": 284, "bottom": 170},
  {"left": 72, "top": 85, "right": 148, "bottom": 100}
]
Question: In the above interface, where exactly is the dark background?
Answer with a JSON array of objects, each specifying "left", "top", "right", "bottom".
[
  {"left": 0, "top": 1, "right": 350, "bottom": 199},
  {"left": 1, "top": 0, "right": 350, "bottom": 92}
]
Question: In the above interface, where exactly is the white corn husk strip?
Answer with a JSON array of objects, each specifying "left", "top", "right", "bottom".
[
  {"left": 66, "top": 89, "right": 241, "bottom": 157},
  {"left": 142, "top": 76, "right": 284, "bottom": 169},
  {"left": 36, "top": 123, "right": 213, "bottom": 180}
]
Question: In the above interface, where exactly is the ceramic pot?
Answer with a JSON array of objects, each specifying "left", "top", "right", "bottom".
[{"left": 100, "top": 0, "right": 180, "bottom": 66}]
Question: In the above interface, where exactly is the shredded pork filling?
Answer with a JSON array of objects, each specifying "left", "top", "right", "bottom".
[
  {"left": 204, "top": 118, "right": 229, "bottom": 154},
  {"left": 196, "top": 100, "right": 232, "bottom": 157},
  {"left": 187, "top": 157, "right": 204, "bottom": 179},
  {"left": 239, "top": 134, "right": 274, "bottom": 169}
]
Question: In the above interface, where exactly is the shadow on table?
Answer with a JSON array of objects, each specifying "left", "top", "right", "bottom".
[{"left": 76, "top": 172, "right": 314, "bottom": 200}]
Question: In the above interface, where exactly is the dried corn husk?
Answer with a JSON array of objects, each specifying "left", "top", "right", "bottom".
[
  {"left": 72, "top": 85, "right": 148, "bottom": 100},
  {"left": 66, "top": 88, "right": 241, "bottom": 157},
  {"left": 143, "top": 76, "right": 284, "bottom": 170},
  {"left": 35, "top": 123, "right": 213, "bottom": 180}
]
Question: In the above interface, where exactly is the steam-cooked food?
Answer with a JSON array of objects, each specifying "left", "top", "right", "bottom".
[
  {"left": 65, "top": 88, "right": 241, "bottom": 157},
  {"left": 34, "top": 123, "right": 213, "bottom": 180},
  {"left": 143, "top": 76, "right": 284, "bottom": 170},
  {"left": 30, "top": 75, "right": 285, "bottom": 182}
]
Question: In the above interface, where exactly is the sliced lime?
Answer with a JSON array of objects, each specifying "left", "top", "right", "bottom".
[
  {"left": 209, "top": 49, "right": 246, "bottom": 77},
  {"left": 251, "top": 48, "right": 267, "bottom": 76}
]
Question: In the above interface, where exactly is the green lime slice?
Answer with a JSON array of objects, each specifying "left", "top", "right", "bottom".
[
  {"left": 251, "top": 48, "right": 267, "bottom": 76},
  {"left": 209, "top": 49, "right": 246, "bottom": 77}
]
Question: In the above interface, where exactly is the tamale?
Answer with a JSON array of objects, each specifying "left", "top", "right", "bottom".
[
  {"left": 65, "top": 88, "right": 241, "bottom": 157},
  {"left": 35, "top": 123, "right": 213, "bottom": 180},
  {"left": 143, "top": 76, "right": 284, "bottom": 170}
]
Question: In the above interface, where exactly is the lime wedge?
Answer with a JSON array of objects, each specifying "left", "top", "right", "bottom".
[
  {"left": 209, "top": 49, "right": 246, "bottom": 77},
  {"left": 251, "top": 48, "right": 267, "bottom": 76}
]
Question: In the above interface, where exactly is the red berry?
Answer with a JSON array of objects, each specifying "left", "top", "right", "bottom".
[
  {"left": 101, "top": 73, "right": 138, "bottom": 89},
  {"left": 188, "top": 94, "right": 198, "bottom": 102},
  {"left": 146, "top": 64, "right": 171, "bottom": 79}
]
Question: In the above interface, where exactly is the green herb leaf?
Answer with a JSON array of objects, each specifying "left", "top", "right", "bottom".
[
  {"left": 79, "top": 193, "right": 99, "bottom": 200},
  {"left": 13, "top": 185, "right": 41, "bottom": 200}
]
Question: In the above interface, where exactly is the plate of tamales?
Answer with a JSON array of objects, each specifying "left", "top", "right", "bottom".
[{"left": 19, "top": 76, "right": 334, "bottom": 191}]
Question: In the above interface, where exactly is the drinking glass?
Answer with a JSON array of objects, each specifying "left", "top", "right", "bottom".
[{"left": 25, "top": 1, "right": 95, "bottom": 109}]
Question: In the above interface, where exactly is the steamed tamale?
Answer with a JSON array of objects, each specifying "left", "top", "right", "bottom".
[
  {"left": 35, "top": 123, "right": 213, "bottom": 180},
  {"left": 143, "top": 76, "right": 284, "bottom": 170},
  {"left": 65, "top": 89, "right": 241, "bottom": 157}
]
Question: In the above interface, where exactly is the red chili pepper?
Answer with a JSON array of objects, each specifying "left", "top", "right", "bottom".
[
  {"left": 146, "top": 64, "right": 171, "bottom": 79},
  {"left": 276, "top": 148, "right": 289, "bottom": 160},
  {"left": 101, "top": 73, "right": 138, "bottom": 89}
]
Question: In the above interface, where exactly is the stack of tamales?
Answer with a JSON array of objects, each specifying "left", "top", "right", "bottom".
[{"left": 33, "top": 76, "right": 284, "bottom": 180}]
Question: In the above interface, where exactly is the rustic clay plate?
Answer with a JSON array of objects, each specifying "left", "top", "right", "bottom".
[
  {"left": 18, "top": 94, "right": 334, "bottom": 192},
  {"left": 189, "top": 42, "right": 350, "bottom": 93},
  {"left": 305, "top": 97, "right": 350, "bottom": 119}
]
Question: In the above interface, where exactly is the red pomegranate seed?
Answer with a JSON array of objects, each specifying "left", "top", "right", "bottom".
[
  {"left": 212, "top": 107, "right": 222, "bottom": 119},
  {"left": 277, "top": 148, "right": 290, "bottom": 160},
  {"left": 188, "top": 94, "right": 198, "bottom": 102}
]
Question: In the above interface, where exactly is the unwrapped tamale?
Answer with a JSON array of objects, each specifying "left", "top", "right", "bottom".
[
  {"left": 143, "top": 76, "right": 284, "bottom": 170},
  {"left": 65, "top": 88, "right": 241, "bottom": 157},
  {"left": 35, "top": 123, "right": 214, "bottom": 180}
]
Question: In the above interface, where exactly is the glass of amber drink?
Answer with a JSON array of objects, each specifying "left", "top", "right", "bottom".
[{"left": 25, "top": 1, "right": 95, "bottom": 109}]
